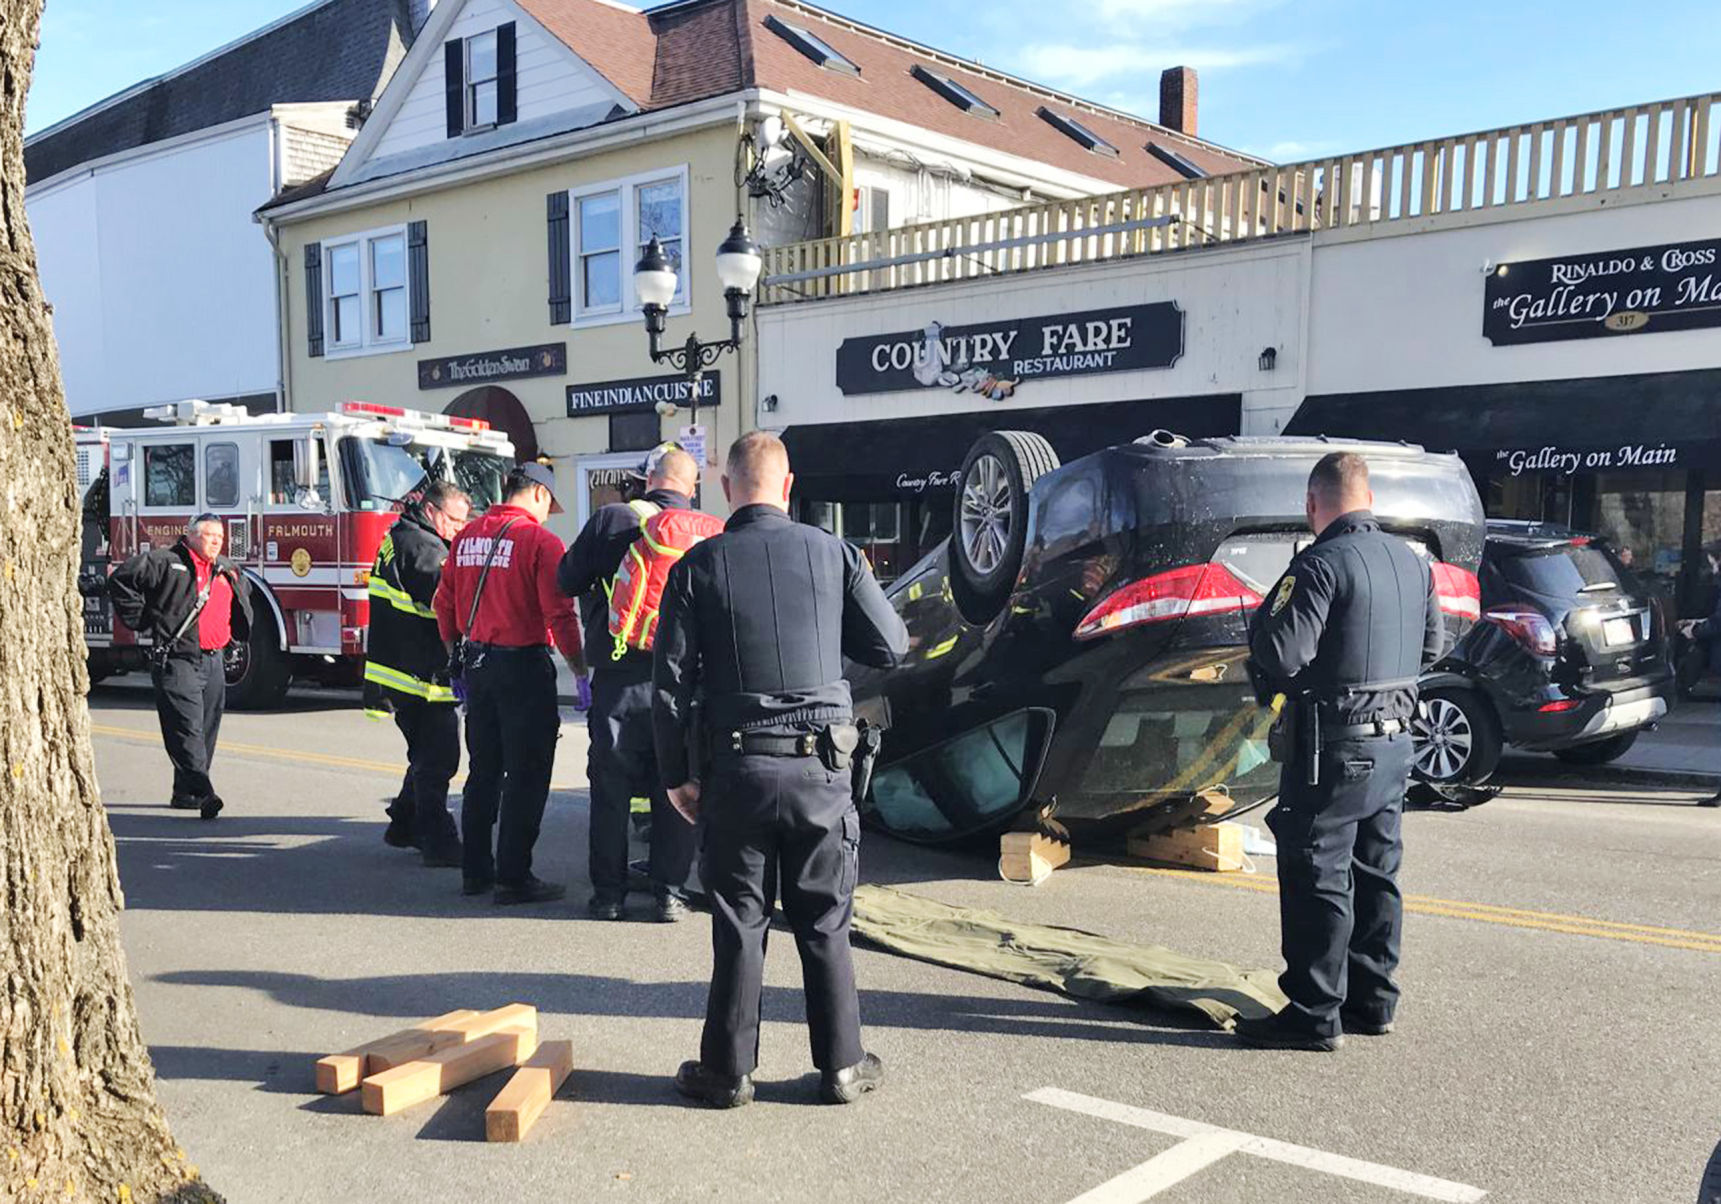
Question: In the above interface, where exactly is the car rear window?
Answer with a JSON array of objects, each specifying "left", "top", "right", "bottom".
[{"left": 1494, "top": 543, "right": 1623, "bottom": 597}]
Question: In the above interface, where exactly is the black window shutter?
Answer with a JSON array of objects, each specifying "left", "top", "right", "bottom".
[
  {"left": 407, "top": 221, "right": 430, "bottom": 343},
  {"left": 547, "top": 191, "right": 571, "bottom": 325},
  {"left": 304, "top": 243, "right": 324, "bottom": 357},
  {"left": 496, "top": 23, "right": 517, "bottom": 127},
  {"left": 444, "top": 38, "right": 465, "bottom": 137}
]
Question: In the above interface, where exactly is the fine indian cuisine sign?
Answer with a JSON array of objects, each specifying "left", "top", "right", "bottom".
[
  {"left": 836, "top": 303, "right": 1184, "bottom": 396},
  {"left": 1484, "top": 239, "right": 1721, "bottom": 345}
]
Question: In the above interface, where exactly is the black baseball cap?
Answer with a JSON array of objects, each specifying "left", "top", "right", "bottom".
[{"left": 514, "top": 461, "right": 563, "bottom": 514}]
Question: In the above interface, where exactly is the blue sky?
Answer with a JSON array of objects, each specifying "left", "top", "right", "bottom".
[{"left": 26, "top": 0, "right": 1721, "bottom": 161}]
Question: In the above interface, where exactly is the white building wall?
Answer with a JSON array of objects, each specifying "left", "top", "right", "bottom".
[
  {"left": 29, "top": 121, "right": 281, "bottom": 417},
  {"left": 369, "top": 0, "right": 618, "bottom": 163},
  {"left": 1306, "top": 190, "right": 1721, "bottom": 398},
  {"left": 757, "top": 239, "right": 1306, "bottom": 432}
]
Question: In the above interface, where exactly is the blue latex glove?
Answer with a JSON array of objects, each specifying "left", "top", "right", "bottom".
[{"left": 574, "top": 673, "right": 593, "bottom": 712}]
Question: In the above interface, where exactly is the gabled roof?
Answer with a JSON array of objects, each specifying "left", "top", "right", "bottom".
[
  {"left": 512, "top": 0, "right": 1262, "bottom": 187},
  {"left": 25, "top": 0, "right": 418, "bottom": 186}
]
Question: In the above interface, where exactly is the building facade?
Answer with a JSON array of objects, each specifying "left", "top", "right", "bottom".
[
  {"left": 754, "top": 92, "right": 1721, "bottom": 610},
  {"left": 259, "top": 0, "right": 1262, "bottom": 538},
  {"left": 25, "top": 0, "right": 423, "bottom": 422}
]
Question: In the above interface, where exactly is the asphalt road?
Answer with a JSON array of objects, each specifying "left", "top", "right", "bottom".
[{"left": 87, "top": 677, "right": 1721, "bottom": 1204}]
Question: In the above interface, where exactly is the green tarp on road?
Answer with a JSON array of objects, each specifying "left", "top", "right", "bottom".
[{"left": 851, "top": 884, "right": 1287, "bottom": 1029}]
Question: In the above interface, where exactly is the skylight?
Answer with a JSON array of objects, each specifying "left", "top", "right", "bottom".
[
  {"left": 912, "top": 65, "right": 1000, "bottom": 120},
  {"left": 1037, "top": 107, "right": 1119, "bottom": 158},
  {"left": 765, "top": 14, "right": 860, "bottom": 76},
  {"left": 1147, "top": 142, "right": 1207, "bottom": 179}
]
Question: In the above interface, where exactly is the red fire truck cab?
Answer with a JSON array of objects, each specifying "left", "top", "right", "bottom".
[{"left": 78, "top": 400, "right": 515, "bottom": 708}]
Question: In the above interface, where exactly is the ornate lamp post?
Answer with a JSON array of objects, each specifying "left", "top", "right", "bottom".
[{"left": 634, "top": 220, "right": 764, "bottom": 505}]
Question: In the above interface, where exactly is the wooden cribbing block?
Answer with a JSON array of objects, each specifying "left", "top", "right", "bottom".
[
  {"left": 364, "top": 1003, "right": 537, "bottom": 1073},
  {"left": 999, "top": 831, "right": 1070, "bottom": 884},
  {"left": 1127, "top": 821, "right": 1245, "bottom": 872},
  {"left": 315, "top": 1009, "right": 479, "bottom": 1095},
  {"left": 361, "top": 1026, "right": 538, "bottom": 1116},
  {"left": 485, "top": 1040, "right": 574, "bottom": 1143}
]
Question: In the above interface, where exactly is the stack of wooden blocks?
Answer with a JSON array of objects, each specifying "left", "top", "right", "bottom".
[{"left": 314, "top": 1004, "right": 574, "bottom": 1142}]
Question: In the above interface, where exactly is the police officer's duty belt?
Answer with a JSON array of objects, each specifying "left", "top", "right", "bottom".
[
  {"left": 726, "top": 731, "right": 821, "bottom": 757},
  {"left": 1324, "top": 717, "right": 1408, "bottom": 739}
]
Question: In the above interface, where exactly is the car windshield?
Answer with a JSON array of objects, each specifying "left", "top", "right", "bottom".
[
  {"left": 340, "top": 437, "right": 512, "bottom": 512},
  {"left": 1494, "top": 543, "right": 1624, "bottom": 598}
]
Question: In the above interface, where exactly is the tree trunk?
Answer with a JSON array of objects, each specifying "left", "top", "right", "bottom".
[{"left": 0, "top": 1, "right": 221, "bottom": 1199}]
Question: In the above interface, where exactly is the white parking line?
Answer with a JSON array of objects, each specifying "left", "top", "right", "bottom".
[{"left": 1027, "top": 1087, "right": 1487, "bottom": 1202}]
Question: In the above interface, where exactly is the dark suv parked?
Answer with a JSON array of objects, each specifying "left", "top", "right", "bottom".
[
  {"left": 1411, "top": 522, "right": 1674, "bottom": 784},
  {"left": 849, "top": 431, "right": 1486, "bottom": 844}
]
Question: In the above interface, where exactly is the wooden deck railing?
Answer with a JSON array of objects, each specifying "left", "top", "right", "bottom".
[{"left": 760, "top": 92, "right": 1721, "bottom": 304}]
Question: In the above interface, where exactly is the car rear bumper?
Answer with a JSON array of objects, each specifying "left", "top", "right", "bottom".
[{"left": 1506, "top": 676, "right": 1674, "bottom": 751}]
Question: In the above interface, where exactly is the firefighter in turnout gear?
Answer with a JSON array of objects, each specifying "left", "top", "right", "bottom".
[
  {"left": 1240, "top": 452, "right": 1447, "bottom": 1052},
  {"left": 364, "top": 481, "right": 471, "bottom": 866},
  {"left": 559, "top": 444, "right": 719, "bottom": 923}
]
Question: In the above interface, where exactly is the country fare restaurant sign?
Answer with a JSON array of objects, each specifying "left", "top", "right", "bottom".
[
  {"left": 1484, "top": 238, "right": 1721, "bottom": 345},
  {"left": 835, "top": 303, "right": 1184, "bottom": 397}
]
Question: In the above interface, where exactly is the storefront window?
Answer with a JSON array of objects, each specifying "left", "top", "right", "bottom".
[{"left": 1591, "top": 470, "right": 1687, "bottom": 602}]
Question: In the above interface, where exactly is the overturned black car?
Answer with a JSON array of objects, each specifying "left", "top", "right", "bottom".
[{"left": 848, "top": 430, "right": 1486, "bottom": 844}]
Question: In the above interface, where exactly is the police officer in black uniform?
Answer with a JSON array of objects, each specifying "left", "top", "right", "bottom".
[
  {"left": 1239, "top": 451, "right": 1447, "bottom": 1051},
  {"left": 653, "top": 431, "right": 908, "bottom": 1108},
  {"left": 558, "top": 443, "right": 702, "bottom": 922}
]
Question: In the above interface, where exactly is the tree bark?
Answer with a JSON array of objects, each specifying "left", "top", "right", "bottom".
[{"left": 0, "top": 1, "right": 221, "bottom": 1199}]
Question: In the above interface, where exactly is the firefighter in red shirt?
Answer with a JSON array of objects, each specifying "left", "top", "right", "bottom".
[{"left": 434, "top": 462, "right": 585, "bottom": 904}]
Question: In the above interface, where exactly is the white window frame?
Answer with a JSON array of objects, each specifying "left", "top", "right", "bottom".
[
  {"left": 465, "top": 28, "right": 499, "bottom": 133},
  {"left": 320, "top": 223, "right": 412, "bottom": 360},
  {"left": 569, "top": 164, "right": 691, "bottom": 328}
]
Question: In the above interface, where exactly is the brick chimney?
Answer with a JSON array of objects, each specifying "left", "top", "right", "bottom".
[{"left": 1159, "top": 66, "right": 1197, "bottom": 137}]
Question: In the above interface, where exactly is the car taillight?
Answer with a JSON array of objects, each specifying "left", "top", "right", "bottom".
[
  {"left": 1484, "top": 606, "right": 1557, "bottom": 656},
  {"left": 1538, "top": 699, "right": 1582, "bottom": 713},
  {"left": 1432, "top": 563, "right": 1481, "bottom": 621},
  {"left": 1074, "top": 563, "right": 1263, "bottom": 640}
]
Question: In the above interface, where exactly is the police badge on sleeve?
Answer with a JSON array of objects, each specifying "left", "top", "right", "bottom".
[{"left": 1270, "top": 575, "right": 1296, "bottom": 616}]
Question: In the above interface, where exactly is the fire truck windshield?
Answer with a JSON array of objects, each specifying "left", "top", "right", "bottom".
[{"left": 339, "top": 436, "right": 511, "bottom": 512}]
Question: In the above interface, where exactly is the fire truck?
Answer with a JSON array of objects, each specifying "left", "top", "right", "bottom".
[{"left": 77, "top": 400, "right": 515, "bottom": 708}]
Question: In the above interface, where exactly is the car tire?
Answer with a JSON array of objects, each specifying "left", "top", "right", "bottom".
[
  {"left": 950, "top": 431, "right": 1059, "bottom": 623},
  {"left": 225, "top": 608, "right": 290, "bottom": 710},
  {"left": 1411, "top": 688, "right": 1502, "bottom": 785},
  {"left": 1551, "top": 728, "right": 1640, "bottom": 765}
]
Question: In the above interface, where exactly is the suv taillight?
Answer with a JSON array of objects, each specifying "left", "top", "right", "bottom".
[
  {"left": 1074, "top": 563, "right": 1263, "bottom": 640},
  {"left": 1484, "top": 606, "right": 1557, "bottom": 656},
  {"left": 1432, "top": 563, "right": 1481, "bottom": 620}
]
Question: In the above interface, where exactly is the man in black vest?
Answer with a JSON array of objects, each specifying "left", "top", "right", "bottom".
[
  {"left": 1241, "top": 452, "right": 1447, "bottom": 1051},
  {"left": 108, "top": 514, "right": 253, "bottom": 821},
  {"left": 653, "top": 432, "right": 908, "bottom": 1108},
  {"left": 558, "top": 444, "right": 702, "bottom": 922},
  {"left": 364, "top": 481, "right": 470, "bottom": 865}
]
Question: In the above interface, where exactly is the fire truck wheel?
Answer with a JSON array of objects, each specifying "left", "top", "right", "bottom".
[{"left": 225, "top": 611, "right": 290, "bottom": 710}]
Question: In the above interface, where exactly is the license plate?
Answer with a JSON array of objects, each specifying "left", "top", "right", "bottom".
[{"left": 1603, "top": 617, "right": 1636, "bottom": 647}]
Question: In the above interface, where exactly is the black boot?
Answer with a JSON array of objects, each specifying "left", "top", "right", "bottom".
[
  {"left": 674, "top": 1060, "right": 754, "bottom": 1109},
  {"left": 819, "top": 1052, "right": 885, "bottom": 1104},
  {"left": 1234, "top": 1013, "right": 1344, "bottom": 1052},
  {"left": 493, "top": 876, "right": 566, "bottom": 905}
]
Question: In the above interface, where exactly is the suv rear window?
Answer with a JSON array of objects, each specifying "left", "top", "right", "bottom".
[{"left": 1493, "top": 543, "right": 1623, "bottom": 598}]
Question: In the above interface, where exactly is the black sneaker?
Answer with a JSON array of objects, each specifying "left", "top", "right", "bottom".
[
  {"left": 819, "top": 1052, "right": 885, "bottom": 1104},
  {"left": 588, "top": 895, "right": 625, "bottom": 922},
  {"left": 1339, "top": 1010, "right": 1395, "bottom": 1037},
  {"left": 462, "top": 875, "right": 495, "bottom": 897},
  {"left": 168, "top": 795, "right": 201, "bottom": 810},
  {"left": 655, "top": 895, "right": 689, "bottom": 924},
  {"left": 494, "top": 876, "right": 566, "bottom": 906},
  {"left": 1234, "top": 1014, "right": 1343, "bottom": 1052},
  {"left": 198, "top": 795, "right": 224, "bottom": 821},
  {"left": 674, "top": 1060, "right": 754, "bottom": 1109}
]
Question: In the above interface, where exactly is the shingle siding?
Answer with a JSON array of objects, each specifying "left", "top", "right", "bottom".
[{"left": 283, "top": 126, "right": 355, "bottom": 186}]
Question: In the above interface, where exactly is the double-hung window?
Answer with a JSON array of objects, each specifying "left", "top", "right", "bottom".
[
  {"left": 466, "top": 29, "right": 498, "bottom": 129},
  {"left": 322, "top": 225, "right": 411, "bottom": 356},
  {"left": 570, "top": 167, "right": 689, "bottom": 324}
]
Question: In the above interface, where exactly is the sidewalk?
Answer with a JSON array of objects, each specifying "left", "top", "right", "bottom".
[{"left": 1612, "top": 697, "right": 1721, "bottom": 779}]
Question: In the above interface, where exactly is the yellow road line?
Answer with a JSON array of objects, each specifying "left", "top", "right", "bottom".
[
  {"left": 89, "top": 723, "right": 578, "bottom": 792},
  {"left": 1122, "top": 864, "right": 1721, "bottom": 954}
]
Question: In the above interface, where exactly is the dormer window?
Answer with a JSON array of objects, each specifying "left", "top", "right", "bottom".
[
  {"left": 445, "top": 23, "right": 516, "bottom": 138},
  {"left": 1147, "top": 142, "right": 1207, "bottom": 179},
  {"left": 912, "top": 65, "right": 999, "bottom": 120},
  {"left": 1037, "top": 107, "right": 1120, "bottom": 158},
  {"left": 765, "top": 14, "right": 859, "bottom": 76}
]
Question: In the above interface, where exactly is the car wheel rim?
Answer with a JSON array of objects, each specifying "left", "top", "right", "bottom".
[
  {"left": 959, "top": 453, "right": 1012, "bottom": 575},
  {"left": 1413, "top": 697, "right": 1474, "bottom": 781}
]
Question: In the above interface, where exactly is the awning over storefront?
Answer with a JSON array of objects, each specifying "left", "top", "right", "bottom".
[
  {"left": 781, "top": 394, "right": 1242, "bottom": 501},
  {"left": 1285, "top": 369, "right": 1721, "bottom": 474}
]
